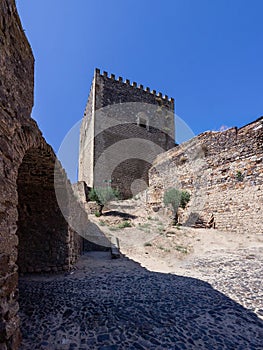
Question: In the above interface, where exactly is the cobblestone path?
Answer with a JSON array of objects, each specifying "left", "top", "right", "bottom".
[{"left": 19, "top": 251, "right": 263, "bottom": 350}]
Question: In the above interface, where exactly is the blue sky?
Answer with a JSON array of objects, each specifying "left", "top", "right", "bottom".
[{"left": 17, "top": 0, "right": 263, "bottom": 153}]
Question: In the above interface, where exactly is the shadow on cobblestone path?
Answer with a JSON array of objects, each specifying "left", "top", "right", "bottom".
[{"left": 19, "top": 252, "right": 263, "bottom": 350}]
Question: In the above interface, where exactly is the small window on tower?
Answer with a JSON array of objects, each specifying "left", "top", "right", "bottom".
[
  {"left": 136, "top": 112, "right": 149, "bottom": 131},
  {"left": 139, "top": 118, "right": 147, "bottom": 128}
]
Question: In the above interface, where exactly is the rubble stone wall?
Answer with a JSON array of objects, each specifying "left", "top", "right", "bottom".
[
  {"left": 148, "top": 118, "right": 263, "bottom": 234},
  {"left": 0, "top": 2, "right": 83, "bottom": 349}
]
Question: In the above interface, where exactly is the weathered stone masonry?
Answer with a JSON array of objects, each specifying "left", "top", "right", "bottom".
[
  {"left": 79, "top": 69, "right": 175, "bottom": 198},
  {"left": 0, "top": 1, "right": 83, "bottom": 349},
  {"left": 148, "top": 118, "right": 263, "bottom": 234}
]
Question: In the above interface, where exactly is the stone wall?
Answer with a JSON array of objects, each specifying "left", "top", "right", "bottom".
[
  {"left": 72, "top": 181, "right": 89, "bottom": 203},
  {"left": 16, "top": 147, "right": 84, "bottom": 274},
  {"left": 0, "top": 0, "right": 33, "bottom": 120},
  {"left": 94, "top": 69, "right": 174, "bottom": 110},
  {"left": 79, "top": 81, "right": 95, "bottom": 187},
  {"left": 148, "top": 118, "right": 263, "bottom": 234},
  {"left": 79, "top": 69, "right": 175, "bottom": 198},
  {"left": 0, "top": 1, "right": 84, "bottom": 349}
]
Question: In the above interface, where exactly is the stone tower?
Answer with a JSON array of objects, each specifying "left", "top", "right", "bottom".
[{"left": 79, "top": 68, "right": 175, "bottom": 198}]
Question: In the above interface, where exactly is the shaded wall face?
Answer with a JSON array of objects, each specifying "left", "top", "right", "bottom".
[
  {"left": 17, "top": 148, "right": 71, "bottom": 273},
  {"left": 112, "top": 159, "right": 151, "bottom": 198},
  {"left": 93, "top": 124, "right": 175, "bottom": 199},
  {"left": 0, "top": 2, "right": 83, "bottom": 349},
  {"left": 0, "top": 1, "right": 35, "bottom": 349}
]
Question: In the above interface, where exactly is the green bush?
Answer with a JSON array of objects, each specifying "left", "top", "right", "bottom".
[
  {"left": 88, "top": 186, "right": 119, "bottom": 215},
  {"left": 117, "top": 221, "right": 132, "bottom": 229},
  {"left": 163, "top": 188, "right": 190, "bottom": 224},
  {"left": 108, "top": 220, "right": 132, "bottom": 231},
  {"left": 157, "top": 226, "right": 165, "bottom": 233},
  {"left": 164, "top": 188, "right": 181, "bottom": 212},
  {"left": 180, "top": 191, "right": 191, "bottom": 209},
  {"left": 88, "top": 186, "right": 119, "bottom": 204},
  {"left": 236, "top": 170, "right": 244, "bottom": 182},
  {"left": 175, "top": 245, "right": 188, "bottom": 254},
  {"left": 138, "top": 223, "right": 150, "bottom": 229}
]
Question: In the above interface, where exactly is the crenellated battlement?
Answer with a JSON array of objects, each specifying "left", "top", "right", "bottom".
[{"left": 95, "top": 68, "right": 174, "bottom": 103}]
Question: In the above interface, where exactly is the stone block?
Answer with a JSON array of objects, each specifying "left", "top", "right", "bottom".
[
  {"left": 0, "top": 255, "right": 9, "bottom": 277},
  {"left": 0, "top": 273, "right": 18, "bottom": 298}
]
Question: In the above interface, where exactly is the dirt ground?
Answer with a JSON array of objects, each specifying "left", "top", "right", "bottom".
[{"left": 88, "top": 199, "right": 263, "bottom": 278}]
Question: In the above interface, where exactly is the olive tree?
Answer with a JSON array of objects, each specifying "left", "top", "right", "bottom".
[
  {"left": 163, "top": 188, "right": 190, "bottom": 225},
  {"left": 88, "top": 186, "right": 119, "bottom": 215}
]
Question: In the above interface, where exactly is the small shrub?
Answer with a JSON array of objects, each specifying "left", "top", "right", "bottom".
[
  {"left": 175, "top": 245, "right": 188, "bottom": 254},
  {"left": 164, "top": 188, "right": 191, "bottom": 210},
  {"left": 95, "top": 211, "right": 101, "bottom": 217},
  {"left": 157, "top": 226, "right": 164, "bottom": 233},
  {"left": 163, "top": 188, "right": 181, "bottom": 212},
  {"left": 138, "top": 223, "right": 150, "bottom": 229},
  {"left": 108, "top": 221, "right": 132, "bottom": 230},
  {"left": 98, "top": 220, "right": 106, "bottom": 226},
  {"left": 236, "top": 170, "right": 244, "bottom": 182},
  {"left": 138, "top": 227, "right": 151, "bottom": 233},
  {"left": 88, "top": 186, "right": 119, "bottom": 215},
  {"left": 180, "top": 191, "right": 191, "bottom": 209},
  {"left": 163, "top": 188, "right": 190, "bottom": 224},
  {"left": 144, "top": 242, "right": 152, "bottom": 247},
  {"left": 117, "top": 221, "right": 132, "bottom": 229}
]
